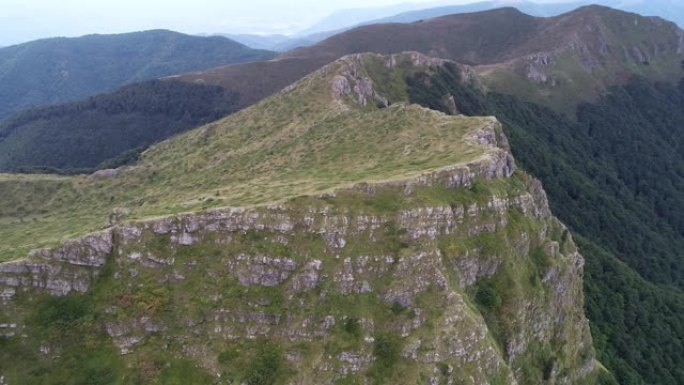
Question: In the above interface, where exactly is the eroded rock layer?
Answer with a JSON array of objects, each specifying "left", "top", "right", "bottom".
[{"left": 0, "top": 125, "right": 599, "bottom": 385}]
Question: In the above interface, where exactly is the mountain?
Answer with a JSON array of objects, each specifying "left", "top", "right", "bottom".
[
  {"left": 363, "top": 0, "right": 684, "bottom": 28},
  {"left": 612, "top": 0, "right": 684, "bottom": 27},
  {"left": 0, "top": 54, "right": 335, "bottom": 173},
  {"left": 0, "top": 29, "right": 275, "bottom": 119},
  {"left": 232, "top": 1, "right": 591, "bottom": 52},
  {"left": 189, "top": 5, "right": 684, "bottom": 113},
  {"left": 2, "top": 5, "right": 684, "bottom": 383},
  {"left": 2, "top": 6, "right": 682, "bottom": 383},
  {"left": 291, "top": 5, "right": 684, "bottom": 113},
  {"left": 2, "top": 6, "right": 681, "bottom": 174},
  {"left": 295, "top": 2, "right": 440, "bottom": 36},
  {"left": 238, "top": 1, "right": 575, "bottom": 52},
  {"left": 370, "top": 0, "right": 596, "bottom": 24},
  {"left": 243, "top": 0, "right": 684, "bottom": 53},
  {"left": 221, "top": 33, "right": 290, "bottom": 50},
  {"left": 0, "top": 80, "right": 241, "bottom": 173},
  {"left": 479, "top": 6, "right": 683, "bottom": 112},
  {"left": 0, "top": 51, "right": 608, "bottom": 385}
]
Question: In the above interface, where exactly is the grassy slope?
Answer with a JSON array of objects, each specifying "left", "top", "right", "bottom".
[{"left": 0, "top": 54, "right": 492, "bottom": 262}]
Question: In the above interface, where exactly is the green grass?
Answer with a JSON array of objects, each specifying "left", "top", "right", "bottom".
[{"left": 0, "top": 55, "right": 497, "bottom": 262}]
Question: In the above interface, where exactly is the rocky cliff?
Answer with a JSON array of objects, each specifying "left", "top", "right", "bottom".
[
  {"left": 0, "top": 52, "right": 603, "bottom": 384},
  {"left": 0, "top": 127, "right": 599, "bottom": 385}
]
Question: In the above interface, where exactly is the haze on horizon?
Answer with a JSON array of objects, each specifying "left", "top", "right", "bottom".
[{"left": 1, "top": 0, "right": 570, "bottom": 47}]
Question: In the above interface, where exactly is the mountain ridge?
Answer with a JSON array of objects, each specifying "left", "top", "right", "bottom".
[
  {"left": 0, "top": 5, "right": 680, "bottom": 174},
  {"left": 0, "top": 52, "right": 605, "bottom": 385},
  {"left": 182, "top": 5, "right": 684, "bottom": 113},
  {"left": 235, "top": 0, "right": 684, "bottom": 52},
  {"left": 0, "top": 5, "right": 683, "bottom": 385},
  {"left": 0, "top": 52, "right": 497, "bottom": 260}
]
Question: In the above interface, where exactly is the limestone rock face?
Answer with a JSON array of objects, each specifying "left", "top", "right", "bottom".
[
  {"left": 332, "top": 54, "right": 390, "bottom": 108},
  {"left": 0, "top": 231, "right": 112, "bottom": 297},
  {"left": 0, "top": 123, "right": 598, "bottom": 385}
]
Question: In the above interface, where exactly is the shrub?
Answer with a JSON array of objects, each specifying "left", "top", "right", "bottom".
[
  {"left": 242, "top": 343, "right": 285, "bottom": 385},
  {"left": 33, "top": 295, "right": 93, "bottom": 330},
  {"left": 368, "top": 333, "right": 402, "bottom": 384}
]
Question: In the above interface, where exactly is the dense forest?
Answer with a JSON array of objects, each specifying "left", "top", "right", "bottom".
[
  {"left": 0, "top": 80, "right": 240, "bottom": 172},
  {"left": 408, "top": 63, "right": 684, "bottom": 385}
]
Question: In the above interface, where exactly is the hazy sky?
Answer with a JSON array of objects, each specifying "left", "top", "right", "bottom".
[{"left": 0, "top": 0, "right": 557, "bottom": 46}]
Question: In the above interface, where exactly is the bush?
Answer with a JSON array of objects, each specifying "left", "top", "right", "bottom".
[
  {"left": 343, "top": 317, "right": 362, "bottom": 339},
  {"left": 242, "top": 343, "right": 285, "bottom": 385},
  {"left": 474, "top": 280, "right": 502, "bottom": 310},
  {"left": 368, "top": 333, "right": 402, "bottom": 384},
  {"left": 33, "top": 295, "right": 93, "bottom": 330}
]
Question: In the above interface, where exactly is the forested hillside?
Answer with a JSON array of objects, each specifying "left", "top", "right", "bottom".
[
  {"left": 0, "top": 30, "right": 274, "bottom": 119},
  {"left": 406, "top": 62, "right": 684, "bottom": 385},
  {"left": 491, "top": 83, "right": 684, "bottom": 385},
  {"left": 0, "top": 80, "right": 240, "bottom": 173}
]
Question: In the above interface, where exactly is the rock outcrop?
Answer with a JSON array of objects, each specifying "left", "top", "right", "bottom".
[{"left": 0, "top": 120, "right": 599, "bottom": 384}]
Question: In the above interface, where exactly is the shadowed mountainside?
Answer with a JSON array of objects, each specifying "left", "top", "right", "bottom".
[{"left": 0, "top": 29, "right": 275, "bottom": 119}]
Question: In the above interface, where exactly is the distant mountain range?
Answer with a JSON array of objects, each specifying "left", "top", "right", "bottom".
[
  {"left": 0, "top": 29, "right": 275, "bottom": 119},
  {"left": 219, "top": 33, "right": 290, "bottom": 50},
  {"left": 2, "top": 5, "right": 681, "bottom": 174},
  {"left": 188, "top": 5, "right": 683, "bottom": 115},
  {"left": 230, "top": 0, "right": 684, "bottom": 51}
]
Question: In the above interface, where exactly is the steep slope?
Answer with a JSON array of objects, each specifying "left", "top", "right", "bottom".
[
  {"left": 0, "top": 52, "right": 604, "bottom": 385},
  {"left": 480, "top": 5, "right": 684, "bottom": 112},
  {"left": 0, "top": 29, "right": 275, "bottom": 119},
  {"left": 489, "top": 79, "right": 684, "bottom": 385},
  {"left": 5, "top": 6, "right": 681, "bottom": 173},
  {"left": 395, "top": 56, "right": 684, "bottom": 385}
]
